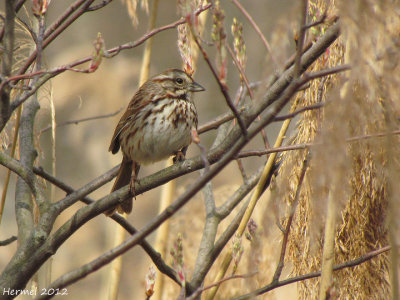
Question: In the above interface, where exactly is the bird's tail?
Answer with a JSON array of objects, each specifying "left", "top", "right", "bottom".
[{"left": 105, "top": 157, "right": 133, "bottom": 216}]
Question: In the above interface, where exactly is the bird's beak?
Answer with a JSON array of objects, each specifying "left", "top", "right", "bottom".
[{"left": 190, "top": 81, "right": 205, "bottom": 92}]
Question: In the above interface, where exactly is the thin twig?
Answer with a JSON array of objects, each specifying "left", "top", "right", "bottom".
[
  {"left": 238, "top": 128, "right": 400, "bottom": 158},
  {"left": 293, "top": 0, "right": 309, "bottom": 79},
  {"left": 238, "top": 144, "right": 310, "bottom": 158},
  {"left": 197, "top": 64, "right": 349, "bottom": 136},
  {"left": 0, "top": 236, "right": 17, "bottom": 246},
  {"left": 39, "top": 107, "right": 123, "bottom": 134},
  {"left": 16, "top": 0, "right": 96, "bottom": 79},
  {"left": 0, "top": 0, "right": 15, "bottom": 131},
  {"left": 266, "top": 38, "right": 314, "bottom": 90},
  {"left": 0, "top": 0, "right": 25, "bottom": 42},
  {"left": 53, "top": 166, "right": 118, "bottom": 212},
  {"left": 198, "top": 101, "right": 324, "bottom": 135},
  {"left": 273, "top": 102, "right": 325, "bottom": 121},
  {"left": 227, "top": 40, "right": 271, "bottom": 156},
  {"left": 225, "top": 41, "right": 253, "bottom": 99},
  {"left": 303, "top": 11, "right": 327, "bottom": 30},
  {"left": 86, "top": 0, "right": 114, "bottom": 11},
  {"left": 231, "top": 0, "right": 280, "bottom": 69},
  {"left": 304, "top": 64, "right": 350, "bottom": 81},
  {"left": 272, "top": 154, "right": 309, "bottom": 282},
  {"left": 188, "top": 19, "right": 248, "bottom": 139},
  {"left": 197, "top": 107, "right": 245, "bottom": 134},
  {"left": 232, "top": 246, "right": 391, "bottom": 300},
  {"left": 187, "top": 272, "right": 258, "bottom": 300}
]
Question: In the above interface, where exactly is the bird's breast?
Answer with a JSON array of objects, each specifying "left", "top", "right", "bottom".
[{"left": 120, "top": 98, "right": 198, "bottom": 164}]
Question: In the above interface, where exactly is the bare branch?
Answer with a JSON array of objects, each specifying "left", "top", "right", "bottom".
[
  {"left": 272, "top": 154, "right": 309, "bottom": 282},
  {"left": 293, "top": 0, "right": 309, "bottom": 79},
  {"left": 39, "top": 107, "right": 123, "bottom": 134},
  {"left": 189, "top": 199, "right": 250, "bottom": 293},
  {"left": 0, "top": 236, "right": 17, "bottom": 246},
  {"left": 32, "top": 166, "right": 181, "bottom": 285},
  {"left": 53, "top": 166, "right": 118, "bottom": 212},
  {"left": 238, "top": 144, "right": 310, "bottom": 158},
  {"left": 14, "top": 0, "right": 97, "bottom": 80},
  {"left": 197, "top": 107, "right": 245, "bottom": 134},
  {"left": 232, "top": 246, "right": 391, "bottom": 300},
  {"left": 0, "top": 0, "right": 15, "bottom": 131},
  {"left": 0, "top": 0, "right": 25, "bottom": 42},
  {"left": 86, "top": 0, "right": 114, "bottom": 11},
  {"left": 273, "top": 102, "right": 325, "bottom": 122},
  {"left": 0, "top": 150, "right": 39, "bottom": 199},
  {"left": 187, "top": 271, "right": 258, "bottom": 300},
  {"left": 189, "top": 19, "right": 248, "bottom": 138},
  {"left": 215, "top": 164, "right": 265, "bottom": 218},
  {"left": 238, "top": 129, "right": 400, "bottom": 158},
  {"left": 303, "top": 64, "right": 351, "bottom": 81},
  {"left": 303, "top": 11, "right": 328, "bottom": 30}
]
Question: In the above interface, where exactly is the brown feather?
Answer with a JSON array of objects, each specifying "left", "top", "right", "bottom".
[{"left": 105, "top": 156, "right": 133, "bottom": 216}]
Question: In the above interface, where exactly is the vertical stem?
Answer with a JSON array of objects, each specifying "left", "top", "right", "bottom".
[
  {"left": 294, "top": 0, "right": 308, "bottom": 79},
  {"left": 33, "top": 11, "right": 52, "bottom": 291},
  {"left": 318, "top": 191, "right": 336, "bottom": 300},
  {"left": 138, "top": 0, "right": 159, "bottom": 87},
  {"left": 1, "top": 0, "right": 15, "bottom": 79},
  {"left": 206, "top": 104, "right": 297, "bottom": 300},
  {"left": 383, "top": 104, "right": 399, "bottom": 300},
  {"left": 107, "top": 219, "right": 125, "bottom": 300},
  {"left": 152, "top": 159, "right": 175, "bottom": 300},
  {"left": 15, "top": 6, "right": 45, "bottom": 250},
  {"left": 15, "top": 101, "right": 38, "bottom": 245},
  {"left": 389, "top": 213, "right": 399, "bottom": 300},
  {"left": 0, "top": 0, "right": 15, "bottom": 129}
]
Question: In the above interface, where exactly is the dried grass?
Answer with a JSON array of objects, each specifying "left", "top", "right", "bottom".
[{"left": 277, "top": 0, "right": 400, "bottom": 299}]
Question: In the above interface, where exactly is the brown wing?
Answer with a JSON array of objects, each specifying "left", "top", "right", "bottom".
[
  {"left": 109, "top": 108, "right": 133, "bottom": 154},
  {"left": 108, "top": 81, "right": 155, "bottom": 154}
]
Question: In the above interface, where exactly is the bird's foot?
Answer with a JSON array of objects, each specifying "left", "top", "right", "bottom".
[
  {"left": 173, "top": 151, "right": 186, "bottom": 163},
  {"left": 129, "top": 177, "right": 137, "bottom": 199},
  {"left": 173, "top": 146, "right": 188, "bottom": 164}
]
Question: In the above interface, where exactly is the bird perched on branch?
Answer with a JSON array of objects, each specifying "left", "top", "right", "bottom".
[{"left": 106, "top": 69, "right": 205, "bottom": 215}]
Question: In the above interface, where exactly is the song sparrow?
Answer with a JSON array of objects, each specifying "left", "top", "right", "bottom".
[{"left": 106, "top": 69, "right": 205, "bottom": 215}]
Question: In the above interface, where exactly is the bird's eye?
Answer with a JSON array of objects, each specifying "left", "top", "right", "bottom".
[{"left": 175, "top": 78, "right": 184, "bottom": 85}]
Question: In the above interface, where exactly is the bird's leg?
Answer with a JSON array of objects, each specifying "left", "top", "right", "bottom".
[
  {"left": 173, "top": 146, "right": 188, "bottom": 164},
  {"left": 129, "top": 161, "right": 140, "bottom": 198}
]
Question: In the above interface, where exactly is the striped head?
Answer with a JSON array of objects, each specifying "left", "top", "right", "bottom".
[{"left": 150, "top": 69, "right": 205, "bottom": 101}]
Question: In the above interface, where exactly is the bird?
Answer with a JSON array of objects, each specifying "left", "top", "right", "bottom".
[{"left": 106, "top": 69, "right": 205, "bottom": 215}]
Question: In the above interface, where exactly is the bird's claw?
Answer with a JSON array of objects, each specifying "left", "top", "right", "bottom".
[
  {"left": 173, "top": 150, "right": 186, "bottom": 164},
  {"left": 129, "top": 177, "right": 137, "bottom": 199}
]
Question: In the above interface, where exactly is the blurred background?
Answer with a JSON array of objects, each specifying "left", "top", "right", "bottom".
[{"left": 0, "top": 1, "right": 295, "bottom": 299}]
